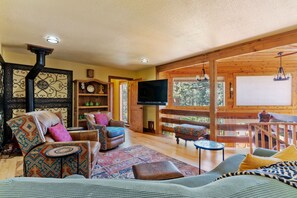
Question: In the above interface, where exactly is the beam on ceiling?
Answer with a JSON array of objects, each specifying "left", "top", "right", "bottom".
[{"left": 157, "top": 28, "right": 297, "bottom": 72}]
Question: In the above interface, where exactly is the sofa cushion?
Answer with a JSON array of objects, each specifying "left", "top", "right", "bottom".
[
  {"left": 239, "top": 154, "right": 281, "bottom": 171},
  {"left": 95, "top": 113, "right": 109, "bottom": 126},
  {"left": 272, "top": 145, "right": 297, "bottom": 161},
  {"left": 90, "top": 141, "right": 100, "bottom": 161},
  {"left": 106, "top": 127, "right": 125, "bottom": 138},
  {"left": 48, "top": 123, "right": 72, "bottom": 142}
]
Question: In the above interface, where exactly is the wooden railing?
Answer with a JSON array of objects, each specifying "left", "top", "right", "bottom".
[
  {"left": 248, "top": 122, "right": 297, "bottom": 153},
  {"left": 160, "top": 108, "right": 258, "bottom": 143}
]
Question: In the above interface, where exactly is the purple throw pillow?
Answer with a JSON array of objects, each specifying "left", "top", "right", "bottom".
[
  {"left": 95, "top": 113, "right": 109, "bottom": 126},
  {"left": 48, "top": 123, "right": 72, "bottom": 142}
]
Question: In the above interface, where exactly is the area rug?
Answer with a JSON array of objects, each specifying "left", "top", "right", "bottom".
[{"left": 91, "top": 144, "right": 202, "bottom": 179}]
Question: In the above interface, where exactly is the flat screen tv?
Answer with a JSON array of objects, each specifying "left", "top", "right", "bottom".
[{"left": 138, "top": 79, "right": 168, "bottom": 105}]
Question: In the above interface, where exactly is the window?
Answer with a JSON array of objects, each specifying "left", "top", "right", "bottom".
[{"left": 173, "top": 77, "right": 225, "bottom": 106}]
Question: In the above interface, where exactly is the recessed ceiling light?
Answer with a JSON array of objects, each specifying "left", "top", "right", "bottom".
[
  {"left": 140, "top": 57, "right": 149, "bottom": 64},
  {"left": 46, "top": 36, "right": 60, "bottom": 44}
]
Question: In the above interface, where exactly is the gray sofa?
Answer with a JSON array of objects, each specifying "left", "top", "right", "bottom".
[{"left": 0, "top": 148, "right": 296, "bottom": 198}]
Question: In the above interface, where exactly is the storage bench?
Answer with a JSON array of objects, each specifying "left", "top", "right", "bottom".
[{"left": 174, "top": 124, "right": 208, "bottom": 146}]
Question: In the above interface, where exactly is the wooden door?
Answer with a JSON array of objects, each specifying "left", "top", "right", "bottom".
[{"left": 128, "top": 80, "right": 143, "bottom": 132}]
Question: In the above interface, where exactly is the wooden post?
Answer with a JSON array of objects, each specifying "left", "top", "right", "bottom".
[
  {"left": 209, "top": 60, "right": 217, "bottom": 141},
  {"left": 156, "top": 71, "right": 161, "bottom": 134},
  {"left": 268, "top": 125, "right": 273, "bottom": 149},
  {"left": 248, "top": 124, "right": 253, "bottom": 154},
  {"left": 276, "top": 125, "right": 280, "bottom": 151}
]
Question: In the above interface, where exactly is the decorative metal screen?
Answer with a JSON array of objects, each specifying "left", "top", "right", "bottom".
[
  {"left": 0, "top": 58, "right": 4, "bottom": 146},
  {"left": 3, "top": 63, "right": 73, "bottom": 144},
  {"left": 12, "top": 69, "right": 68, "bottom": 98}
]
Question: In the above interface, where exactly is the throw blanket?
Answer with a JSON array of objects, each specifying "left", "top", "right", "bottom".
[{"left": 217, "top": 161, "right": 297, "bottom": 188}]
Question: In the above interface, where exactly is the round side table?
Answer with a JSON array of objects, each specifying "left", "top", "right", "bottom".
[
  {"left": 45, "top": 146, "right": 81, "bottom": 178},
  {"left": 194, "top": 140, "right": 224, "bottom": 174}
]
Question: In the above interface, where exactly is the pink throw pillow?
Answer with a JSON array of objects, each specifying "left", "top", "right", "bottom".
[
  {"left": 48, "top": 123, "right": 72, "bottom": 142},
  {"left": 94, "top": 113, "right": 109, "bottom": 126}
]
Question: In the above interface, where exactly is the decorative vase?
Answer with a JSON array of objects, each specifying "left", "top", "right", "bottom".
[
  {"left": 85, "top": 102, "right": 89, "bottom": 106},
  {"left": 89, "top": 101, "right": 94, "bottom": 106},
  {"left": 95, "top": 102, "right": 100, "bottom": 106}
]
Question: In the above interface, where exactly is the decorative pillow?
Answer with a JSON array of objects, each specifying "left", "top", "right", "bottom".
[
  {"left": 100, "top": 111, "right": 112, "bottom": 121},
  {"left": 273, "top": 145, "right": 297, "bottom": 161},
  {"left": 238, "top": 154, "right": 281, "bottom": 171},
  {"left": 48, "top": 123, "right": 72, "bottom": 142},
  {"left": 95, "top": 113, "right": 109, "bottom": 126}
]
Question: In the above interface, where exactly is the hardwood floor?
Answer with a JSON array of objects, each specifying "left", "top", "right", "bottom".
[{"left": 0, "top": 129, "right": 249, "bottom": 180}]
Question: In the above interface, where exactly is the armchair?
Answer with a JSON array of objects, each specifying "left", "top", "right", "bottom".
[
  {"left": 7, "top": 111, "right": 101, "bottom": 178},
  {"left": 86, "top": 111, "right": 125, "bottom": 150}
]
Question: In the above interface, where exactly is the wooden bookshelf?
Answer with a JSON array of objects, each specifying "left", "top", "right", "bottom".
[{"left": 74, "top": 79, "right": 110, "bottom": 128}]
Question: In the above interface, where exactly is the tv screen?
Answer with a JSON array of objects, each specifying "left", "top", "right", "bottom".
[{"left": 138, "top": 79, "right": 168, "bottom": 105}]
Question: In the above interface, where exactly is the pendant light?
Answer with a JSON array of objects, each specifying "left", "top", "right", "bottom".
[
  {"left": 273, "top": 52, "right": 290, "bottom": 81},
  {"left": 196, "top": 63, "right": 209, "bottom": 82}
]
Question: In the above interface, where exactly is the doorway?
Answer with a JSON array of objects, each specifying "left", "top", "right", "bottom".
[
  {"left": 108, "top": 76, "right": 133, "bottom": 123},
  {"left": 120, "top": 81, "right": 128, "bottom": 123}
]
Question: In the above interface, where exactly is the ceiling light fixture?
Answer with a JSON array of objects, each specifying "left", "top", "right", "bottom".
[
  {"left": 46, "top": 36, "right": 60, "bottom": 44},
  {"left": 196, "top": 63, "right": 209, "bottom": 82},
  {"left": 140, "top": 57, "right": 149, "bottom": 64},
  {"left": 273, "top": 52, "right": 289, "bottom": 81}
]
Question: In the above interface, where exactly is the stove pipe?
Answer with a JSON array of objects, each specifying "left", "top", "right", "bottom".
[{"left": 26, "top": 45, "right": 53, "bottom": 112}]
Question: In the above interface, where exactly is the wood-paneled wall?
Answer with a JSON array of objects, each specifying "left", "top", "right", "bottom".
[
  {"left": 161, "top": 61, "right": 297, "bottom": 115},
  {"left": 156, "top": 29, "right": 297, "bottom": 141}
]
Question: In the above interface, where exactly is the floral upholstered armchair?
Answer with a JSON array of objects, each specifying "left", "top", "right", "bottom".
[
  {"left": 86, "top": 111, "right": 125, "bottom": 150},
  {"left": 7, "top": 111, "right": 101, "bottom": 178}
]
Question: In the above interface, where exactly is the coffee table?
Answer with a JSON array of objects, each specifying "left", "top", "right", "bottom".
[
  {"left": 45, "top": 146, "right": 81, "bottom": 178},
  {"left": 194, "top": 140, "right": 224, "bottom": 174}
]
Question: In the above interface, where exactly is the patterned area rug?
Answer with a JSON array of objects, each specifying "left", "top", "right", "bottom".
[{"left": 91, "top": 144, "right": 201, "bottom": 179}]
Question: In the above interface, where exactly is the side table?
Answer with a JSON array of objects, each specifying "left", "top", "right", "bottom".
[
  {"left": 45, "top": 146, "right": 81, "bottom": 178},
  {"left": 194, "top": 140, "right": 224, "bottom": 174}
]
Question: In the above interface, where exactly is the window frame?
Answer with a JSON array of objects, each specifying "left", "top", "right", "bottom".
[{"left": 172, "top": 76, "right": 226, "bottom": 107}]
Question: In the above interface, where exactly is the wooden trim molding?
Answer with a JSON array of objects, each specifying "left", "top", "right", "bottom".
[{"left": 108, "top": 76, "right": 133, "bottom": 82}]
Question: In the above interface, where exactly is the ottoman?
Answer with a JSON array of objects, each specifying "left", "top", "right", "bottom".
[
  {"left": 132, "top": 161, "right": 184, "bottom": 180},
  {"left": 174, "top": 124, "right": 208, "bottom": 146}
]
